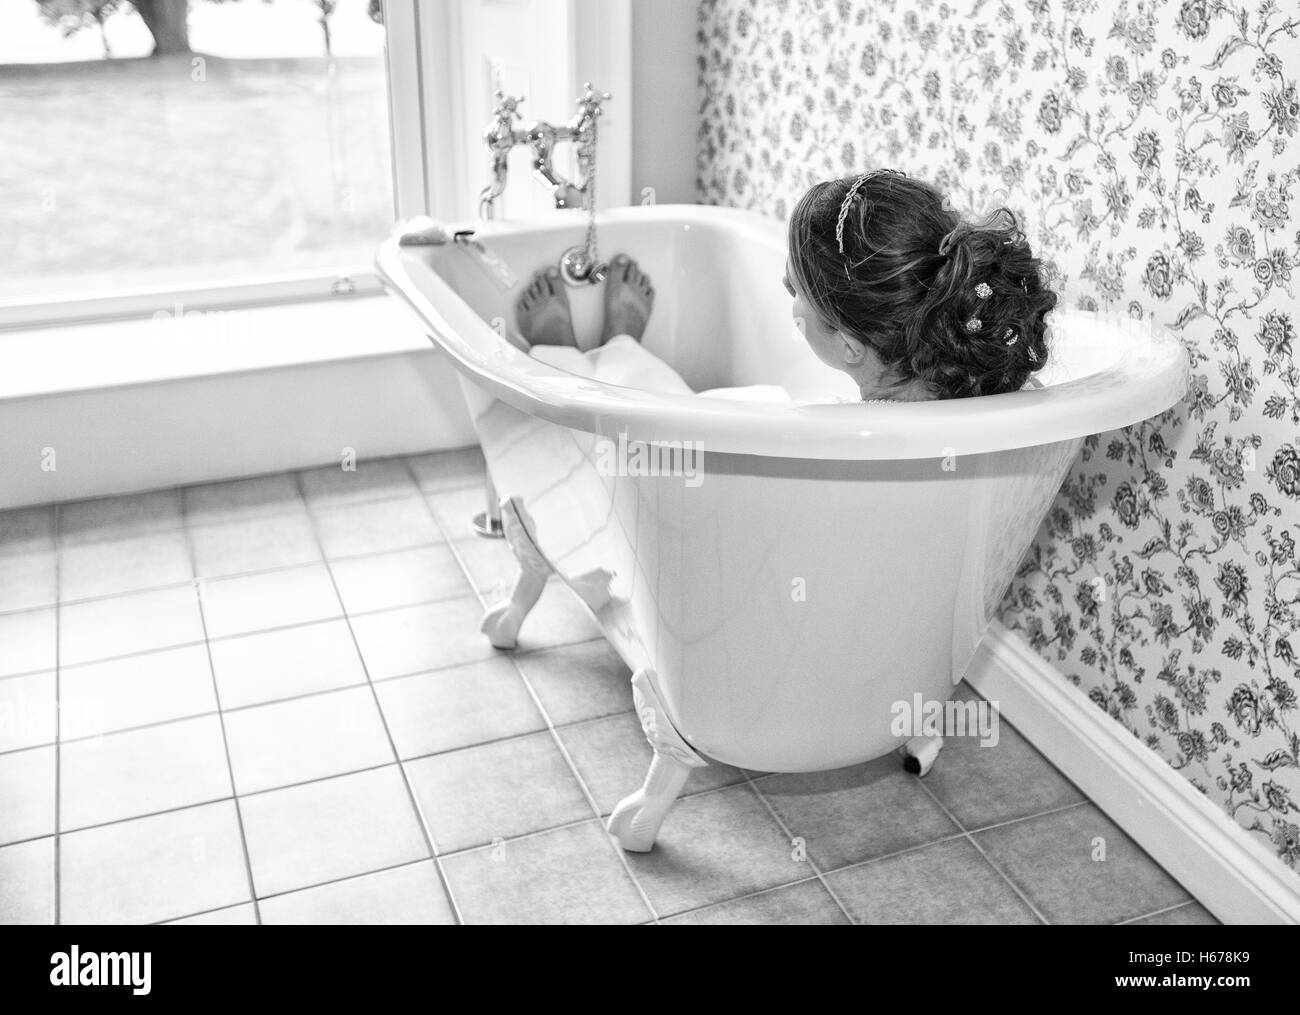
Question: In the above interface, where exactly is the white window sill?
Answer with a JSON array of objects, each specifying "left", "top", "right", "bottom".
[{"left": 0, "top": 293, "right": 433, "bottom": 402}]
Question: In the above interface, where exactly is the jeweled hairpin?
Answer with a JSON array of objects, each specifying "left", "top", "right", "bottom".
[
  {"left": 1003, "top": 328, "right": 1018, "bottom": 346},
  {"left": 1028, "top": 346, "right": 1039, "bottom": 362},
  {"left": 975, "top": 282, "right": 992, "bottom": 299},
  {"left": 964, "top": 317, "right": 982, "bottom": 333}
]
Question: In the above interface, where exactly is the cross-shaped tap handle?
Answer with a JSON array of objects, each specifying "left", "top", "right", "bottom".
[
  {"left": 576, "top": 82, "right": 611, "bottom": 115},
  {"left": 492, "top": 90, "right": 526, "bottom": 120}
]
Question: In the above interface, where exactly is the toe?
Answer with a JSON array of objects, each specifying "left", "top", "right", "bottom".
[{"left": 544, "top": 266, "right": 563, "bottom": 297}]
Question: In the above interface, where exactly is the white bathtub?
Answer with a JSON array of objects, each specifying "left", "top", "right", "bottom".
[{"left": 377, "top": 204, "right": 1189, "bottom": 851}]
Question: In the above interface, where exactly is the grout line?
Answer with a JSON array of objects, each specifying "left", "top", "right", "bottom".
[
  {"left": 13, "top": 540, "right": 450, "bottom": 619},
  {"left": 4, "top": 589, "right": 604, "bottom": 686},
  {"left": 961, "top": 798, "right": 1090, "bottom": 836},
  {"left": 654, "top": 872, "right": 831, "bottom": 924},
  {"left": 407, "top": 458, "right": 661, "bottom": 924},
  {"left": 1114, "top": 900, "right": 1205, "bottom": 926},
  {"left": 743, "top": 775, "right": 859, "bottom": 925},
  {"left": 153, "top": 901, "right": 255, "bottom": 926},
  {"left": 157, "top": 855, "right": 456, "bottom": 925},
  {"left": 19, "top": 684, "right": 635, "bottom": 758},
  {"left": 911, "top": 775, "right": 1052, "bottom": 925},
  {"left": 30, "top": 755, "right": 754, "bottom": 845},
  {"left": 178, "top": 518, "right": 264, "bottom": 926},
  {"left": 56, "top": 794, "right": 245, "bottom": 840},
  {"left": 42, "top": 756, "right": 1084, "bottom": 863},
  {"left": 294, "top": 469, "right": 466, "bottom": 927},
  {"left": 0, "top": 485, "right": 493, "bottom": 624}
]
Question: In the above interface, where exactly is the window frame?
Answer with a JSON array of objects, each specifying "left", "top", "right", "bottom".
[
  {"left": 0, "top": 0, "right": 631, "bottom": 333},
  {"left": 1, "top": 0, "right": 415, "bottom": 331}
]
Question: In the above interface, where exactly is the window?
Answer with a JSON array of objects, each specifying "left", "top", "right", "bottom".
[{"left": 0, "top": 0, "right": 394, "bottom": 305}]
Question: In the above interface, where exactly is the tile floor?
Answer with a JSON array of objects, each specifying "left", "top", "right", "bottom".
[{"left": 0, "top": 448, "right": 1218, "bottom": 925}]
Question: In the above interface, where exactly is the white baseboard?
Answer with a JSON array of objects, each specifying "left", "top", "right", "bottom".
[{"left": 965, "top": 620, "right": 1300, "bottom": 925}]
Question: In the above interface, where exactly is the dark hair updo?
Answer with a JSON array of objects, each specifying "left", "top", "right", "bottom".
[{"left": 788, "top": 170, "right": 1057, "bottom": 399}]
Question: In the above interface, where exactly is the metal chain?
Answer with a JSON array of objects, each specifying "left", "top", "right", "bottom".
[{"left": 583, "top": 118, "right": 599, "bottom": 273}]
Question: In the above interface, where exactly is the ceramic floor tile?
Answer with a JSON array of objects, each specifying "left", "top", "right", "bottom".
[
  {"left": 919, "top": 706, "right": 1086, "bottom": 830},
  {"left": 60, "top": 714, "right": 232, "bottom": 830},
  {"left": 239, "top": 765, "right": 429, "bottom": 898},
  {"left": 0, "top": 837, "right": 55, "bottom": 924},
  {"left": 446, "top": 531, "right": 521, "bottom": 595},
  {"left": 350, "top": 597, "right": 498, "bottom": 680},
  {"left": 0, "top": 506, "right": 55, "bottom": 556},
  {"left": 0, "top": 608, "right": 56, "bottom": 678},
  {"left": 757, "top": 756, "right": 961, "bottom": 871},
  {"left": 208, "top": 619, "right": 366, "bottom": 709},
  {"left": 59, "top": 490, "right": 184, "bottom": 544},
  {"left": 661, "top": 879, "right": 849, "bottom": 925},
  {"left": 299, "top": 459, "right": 420, "bottom": 508},
  {"left": 0, "top": 745, "right": 56, "bottom": 845},
  {"left": 373, "top": 658, "right": 545, "bottom": 759},
  {"left": 0, "top": 671, "right": 57, "bottom": 751},
  {"left": 164, "top": 903, "right": 259, "bottom": 926},
  {"left": 557, "top": 712, "right": 747, "bottom": 815},
  {"left": 198, "top": 564, "right": 341, "bottom": 638},
  {"left": 514, "top": 640, "right": 632, "bottom": 726},
  {"left": 330, "top": 544, "right": 473, "bottom": 615},
  {"left": 60, "top": 800, "right": 250, "bottom": 924},
  {"left": 188, "top": 513, "right": 321, "bottom": 579},
  {"left": 0, "top": 551, "right": 57, "bottom": 613},
  {"left": 973, "top": 804, "right": 1191, "bottom": 924},
  {"left": 826, "top": 837, "right": 1040, "bottom": 925},
  {"left": 407, "top": 447, "right": 485, "bottom": 493},
  {"left": 510, "top": 585, "right": 603, "bottom": 652},
  {"left": 59, "top": 530, "right": 193, "bottom": 601},
  {"left": 405, "top": 732, "right": 592, "bottom": 853},
  {"left": 259, "top": 861, "right": 456, "bottom": 925},
  {"left": 223, "top": 686, "right": 395, "bottom": 795},
  {"left": 59, "top": 586, "right": 204, "bottom": 667},
  {"left": 312, "top": 496, "right": 443, "bottom": 559},
  {"left": 1126, "top": 902, "right": 1219, "bottom": 925},
  {"left": 441, "top": 820, "right": 650, "bottom": 925},
  {"left": 182, "top": 473, "right": 306, "bottom": 526},
  {"left": 59, "top": 644, "right": 217, "bottom": 740},
  {"left": 423, "top": 487, "right": 485, "bottom": 541},
  {"left": 621, "top": 784, "right": 804, "bottom": 917}
]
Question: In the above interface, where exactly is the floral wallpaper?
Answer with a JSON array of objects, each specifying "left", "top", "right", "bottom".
[{"left": 697, "top": 0, "right": 1300, "bottom": 875}]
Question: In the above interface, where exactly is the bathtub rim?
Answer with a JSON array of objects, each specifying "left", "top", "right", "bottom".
[{"left": 376, "top": 204, "right": 1191, "bottom": 461}]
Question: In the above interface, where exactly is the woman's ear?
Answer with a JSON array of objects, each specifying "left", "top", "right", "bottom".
[{"left": 837, "top": 331, "right": 870, "bottom": 367}]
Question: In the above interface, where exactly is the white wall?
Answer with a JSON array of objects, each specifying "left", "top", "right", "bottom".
[{"left": 630, "top": 0, "right": 697, "bottom": 206}]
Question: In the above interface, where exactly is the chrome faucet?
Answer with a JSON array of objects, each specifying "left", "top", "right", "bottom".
[{"left": 478, "top": 82, "right": 611, "bottom": 221}]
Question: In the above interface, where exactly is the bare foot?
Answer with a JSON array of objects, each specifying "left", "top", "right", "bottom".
[
  {"left": 601, "top": 254, "right": 655, "bottom": 343},
  {"left": 516, "top": 267, "right": 578, "bottom": 347}
]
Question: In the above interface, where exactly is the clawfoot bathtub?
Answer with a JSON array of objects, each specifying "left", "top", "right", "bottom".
[{"left": 377, "top": 205, "right": 1188, "bottom": 852}]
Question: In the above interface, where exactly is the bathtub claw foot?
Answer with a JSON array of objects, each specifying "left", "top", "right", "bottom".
[
  {"left": 479, "top": 496, "right": 551, "bottom": 650},
  {"left": 899, "top": 734, "right": 944, "bottom": 777},
  {"left": 608, "top": 669, "right": 707, "bottom": 852}
]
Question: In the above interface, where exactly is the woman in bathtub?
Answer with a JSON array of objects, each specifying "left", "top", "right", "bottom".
[{"left": 514, "top": 169, "right": 1056, "bottom": 401}]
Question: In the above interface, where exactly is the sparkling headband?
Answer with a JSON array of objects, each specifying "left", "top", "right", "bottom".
[
  {"left": 835, "top": 173, "right": 873, "bottom": 255},
  {"left": 835, "top": 168, "right": 905, "bottom": 260}
]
